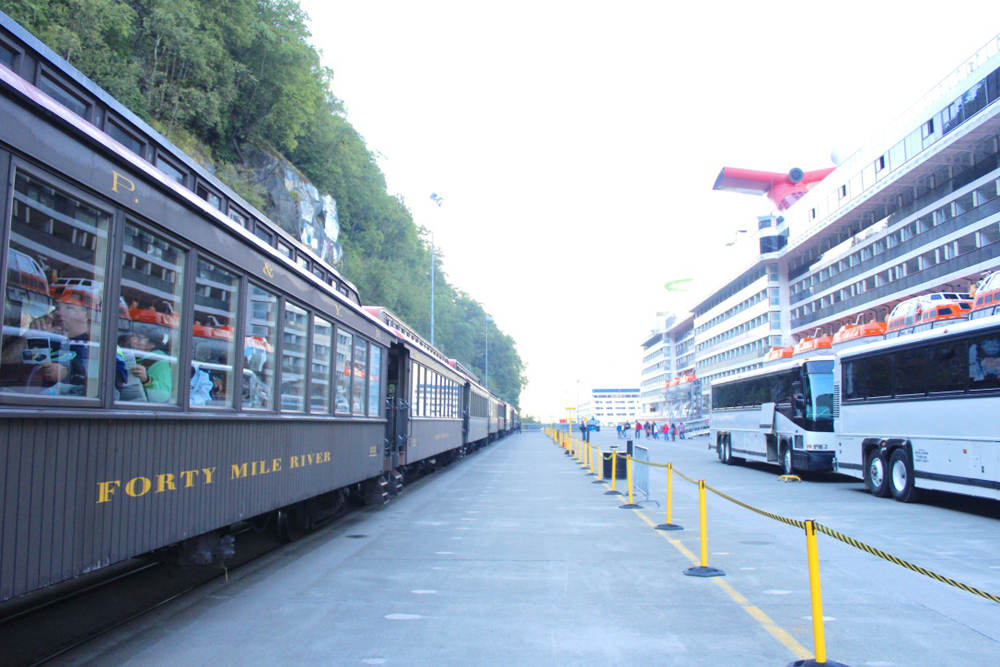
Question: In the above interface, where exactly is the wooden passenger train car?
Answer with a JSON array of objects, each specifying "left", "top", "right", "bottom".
[{"left": 0, "top": 13, "right": 517, "bottom": 603}]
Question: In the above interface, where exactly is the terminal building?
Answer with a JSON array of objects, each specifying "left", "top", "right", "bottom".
[
  {"left": 651, "top": 34, "right": 1000, "bottom": 419},
  {"left": 577, "top": 388, "right": 641, "bottom": 425}
]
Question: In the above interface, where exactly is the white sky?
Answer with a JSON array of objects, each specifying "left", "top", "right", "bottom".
[{"left": 301, "top": 0, "right": 1000, "bottom": 420}]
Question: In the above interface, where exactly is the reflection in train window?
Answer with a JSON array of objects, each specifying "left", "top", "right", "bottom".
[
  {"left": 192, "top": 258, "right": 239, "bottom": 407},
  {"left": 335, "top": 328, "right": 352, "bottom": 414},
  {"left": 243, "top": 285, "right": 277, "bottom": 409},
  {"left": 116, "top": 222, "right": 186, "bottom": 404},
  {"left": 0, "top": 172, "right": 110, "bottom": 398},
  {"left": 281, "top": 301, "right": 308, "bottom": 411},
  {"left": 352, "top": 337, "right": 367, "bottom": 415},
  {"left": 311, "top": 315, "right": 332, "bottom": 413},
  {"left": 368, "top": 346, "right": 381, "bottom": 416}
]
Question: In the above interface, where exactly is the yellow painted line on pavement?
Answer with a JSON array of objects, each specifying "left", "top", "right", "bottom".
[{"left": 632, "top": 507, "right": 813, "bottom": 661}]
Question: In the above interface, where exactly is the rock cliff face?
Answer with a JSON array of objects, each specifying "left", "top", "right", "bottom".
[{"left": 246, "top": 148, "right": 342, "bottom": 266}]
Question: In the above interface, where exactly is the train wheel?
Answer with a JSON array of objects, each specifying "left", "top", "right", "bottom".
[
  {"left": 277, "top": 503, "right": 308, "bottom": 543},
  {"left": 889, "top": 449, "right": 919, "bottom": 503},
  {"left": 865, "top": 449, "right": 890, "bottom": 498},
  {"left": 780, "top": 445, "right": 794, "bottom": 476}
]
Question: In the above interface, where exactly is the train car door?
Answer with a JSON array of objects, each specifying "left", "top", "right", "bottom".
[{"left": 385, "top": 344, "right": 410, "bottom": 469}]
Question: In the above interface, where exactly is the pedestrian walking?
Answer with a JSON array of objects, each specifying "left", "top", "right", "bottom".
[
  {"left": 679, "top": 421, "right": 686, "bottom": 439},
  {"left": 651, "top": 421, "right": 659, "bottom": 440},
  {"left": 662, "top": 422, "right": 669, "bottom": 439},
  {"left": 616, "top": 423, "right": 622, "bottom": 439},
  {"left": 670, "top": 422, "right": 677, "bottom": 441}
]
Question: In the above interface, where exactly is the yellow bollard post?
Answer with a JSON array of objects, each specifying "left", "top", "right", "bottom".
[
  {"left": 604, "top": 450, "right": 621, "bottom": 496},
  {"left": 656, "top": 463, "right": 682, "bottom": 530},
  {"left": 805, "top": 520, "right": 829, "bottom": 665},
  {"left": 619, "top": 455, "right": 640, "bottom": 509},
  {"left": 593, "top": 447, "right": 605, "bottom": 484},
  {"left": 683, "top": 480, "right": 724, "bottom": 577}
]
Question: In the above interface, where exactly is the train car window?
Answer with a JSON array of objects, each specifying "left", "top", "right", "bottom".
[
  {"left": 228, "top": 208, "right": 249, "bottom": 229},
  {"left": 410, "top": 361, "right": 418, "bottom": 416},
  {"left": 242, "top": 285, "right": 277, "bottom": 409},
  {"left": 430, "top": 371, "right": 438, "bottom": 417},
  {"left": 1, "top": 172, "right": 110, "bottom": 398},
  {"left": 368, "top": 345, "right": 381, "bottom": 416},
  {"left": 417, "top": 364, "right": 425, "bottom": 416},
  {"left": 154, "top": 154, "right": 186, "bottom": 185},
  {"left": 280, "top": 301, "right": 308, "bottom": 412},
  {"left": 191, "top": 258, "right": 240, "bottom": 407},
  {"left": 0, "top": 41, "right": 15, "bottom": 67},
  {"left": 105, "top": 120, "right": 145, "bottom": 157},
  {"left": 116, "top": 222, "right": 186, "bottom": 405},
  {"left": 37, "top": 70, "right": 90, "bottom": 119},
  {"left": 335, "top": 327, "right": 352, "bottom": 414},
  {"left": 352, "top": 338, "right": 367, "bottom": 415},
  {"left": 969, "top": 335, "right": 1000, "bottom": 391},
  {"left": 252, "top": 224, "right": 272, "bottom": 246},
  {"left": 196, "top": 184, "right": 222, "bottom": 211},
  {"left": 311, "top": 315, "right": 332, "bottom": 413}
]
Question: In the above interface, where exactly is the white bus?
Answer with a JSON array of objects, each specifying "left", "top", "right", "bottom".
[
  {"left": 834, "top": 314, "right": 1000, "bottom": 502},
  {"left": 709, "top": 355, "right": 837, "bottom": 475}
]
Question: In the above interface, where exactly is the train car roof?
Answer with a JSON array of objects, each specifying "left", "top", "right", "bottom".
[{"left": 0, "top": 12, "right": 362, "bottom": 303}]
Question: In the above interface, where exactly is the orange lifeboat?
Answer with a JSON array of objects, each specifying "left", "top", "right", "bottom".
[
  {"left": 886, "top": 292, "right": 971, "bottom": 337},
  {"left": 971, "top": 272, "right": 1000, "bottom": 319},
  {"left": 763, "top": 346, "right": 794, "bottom": 364},
  {"left": 832, "top": 319, "right": 886, "bottom": 349},
  {"left": 792, "top": 332, "right": 833, "bottom": 356}
]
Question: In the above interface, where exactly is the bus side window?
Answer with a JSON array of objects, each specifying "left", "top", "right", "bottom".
[{"left": 969, "top": 336, "right": 1000, "bottom": 390}]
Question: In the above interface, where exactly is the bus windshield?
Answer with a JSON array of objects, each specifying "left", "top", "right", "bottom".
[{"left": 804, "top": 360, "right": 834, "bottom": 421}]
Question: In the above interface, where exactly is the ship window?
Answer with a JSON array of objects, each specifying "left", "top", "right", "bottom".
[
  {"left": 921, "top": 118, "right": 935, "bottom": 139},
  {"left": 963, "top": 79, "right": 988, "bottom": 120}
]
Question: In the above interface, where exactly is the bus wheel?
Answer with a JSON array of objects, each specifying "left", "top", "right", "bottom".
[
  {"left": 865, "top": 449, "right": 890, "bottom": 498},
  {"left": 722, "top": 437, "right": 733, "bottom": 465},
  {"left": 889, "top": 449, "right": 919, "bottom": 503},
  {"left": 780, "top": 445, "right": 794, "bottom": 476}
]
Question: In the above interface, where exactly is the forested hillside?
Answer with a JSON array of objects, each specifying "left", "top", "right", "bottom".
[{"left": 3, "top": 0, "right": 524, "bottom": 405}]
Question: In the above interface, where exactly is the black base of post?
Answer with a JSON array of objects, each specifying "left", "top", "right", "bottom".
[
  {"left": 604, "top": 490, "right": 623, "bottom": 496},
  {"left": 619, "top": 503, "right": 642, "bottom": 509},
  {"left": 592, "top": 479, "right": 605, "bottom": 484},
  {"left": 655, "top": 523, "right": 683, "bottom": 531},
  {"left": 585, "top": 471, "right": 596, "bottom": 477},
  {"left": 787, "top": 660, "right": 849, "bottom": 667},
  {"left": 684, "top": 566, "right": 725, "bottom": 577}
]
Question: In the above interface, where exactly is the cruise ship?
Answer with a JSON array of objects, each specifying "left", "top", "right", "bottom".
[{"left": 643, "top": 34, "right": 1000, "bottom": 421}]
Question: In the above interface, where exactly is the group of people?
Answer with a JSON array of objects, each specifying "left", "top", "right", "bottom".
[{"left": 616, "top": 420, "right": 684, "bottom": 441}]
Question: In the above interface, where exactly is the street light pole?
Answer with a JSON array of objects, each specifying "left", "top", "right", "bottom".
[{"left": 429, "top": 193, "right": 443, "bottom": 346}]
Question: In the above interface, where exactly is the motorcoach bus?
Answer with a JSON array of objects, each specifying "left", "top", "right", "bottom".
[
  {"left": 833, "top": 313, "right": 1000, "bottom": 502},
  {"left": 709, "top": 352, "right": 836, "bottom": 475}
]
